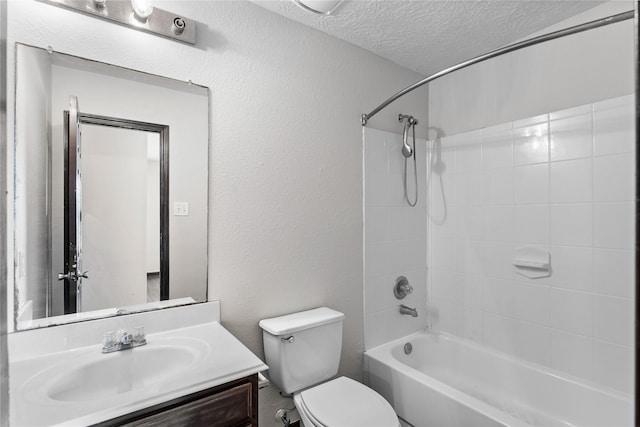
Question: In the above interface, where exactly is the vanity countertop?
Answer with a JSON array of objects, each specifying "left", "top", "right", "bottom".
[{"left": 10, "top": 320, "right": 267, "bottom": 426}]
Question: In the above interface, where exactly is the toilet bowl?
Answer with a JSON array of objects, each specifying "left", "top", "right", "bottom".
[
  {"left": 259, "top": 307, "right": 399, "bottom": 427},
  {"left": 293, "top": 376, "right": 399, "bottom": 427}
]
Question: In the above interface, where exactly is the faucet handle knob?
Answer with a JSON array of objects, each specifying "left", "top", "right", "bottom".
[
  {"left": 102, "top": 331, "right": 116, "bottom": 349},
  {"left": 394, "top": 276, "right": 413, "bottom": 299},
  {"left": 133, "top": 326, "right": 146, "bottom": 343}
]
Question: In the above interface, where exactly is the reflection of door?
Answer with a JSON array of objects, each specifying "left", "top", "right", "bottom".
[{"left": 61, "top": 96, "right": 170, "bottom": 314}]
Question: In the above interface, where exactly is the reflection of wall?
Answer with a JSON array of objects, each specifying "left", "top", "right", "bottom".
[
  {"left": 81, "top": 125, "right": 148, "bottom": 311},
  {"left": 49, "top": 63, "right": 208, "bottom": 305},
  {"left": 6, "top": 2, "right": 427, "bottom": 426},
  {"left": 14, "top": 46, "right": 51, "bottom": 320},
  {"left": 146, "top": 134, "right": 160, "bottom": 274}
]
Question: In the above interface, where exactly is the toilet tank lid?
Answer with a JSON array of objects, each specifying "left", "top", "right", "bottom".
[{"left": 259, "top": 307, "right": 345, "bottom": 336}]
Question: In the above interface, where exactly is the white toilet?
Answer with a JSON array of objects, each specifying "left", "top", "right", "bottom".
[{"left": 259, "top": 307, "right": 399, "bottom": 427}]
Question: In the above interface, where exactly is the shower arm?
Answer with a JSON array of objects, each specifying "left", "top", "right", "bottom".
[{"left": 361, "top": 10, "right": 635, "bottom": 126}]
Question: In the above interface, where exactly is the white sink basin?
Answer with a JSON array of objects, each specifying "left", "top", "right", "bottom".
[
  {"left": 47, "top": 344, "right": 199, "bottom": 402},
  {"left": 22, "top": 336, "right": 210, "bottom": 404}
]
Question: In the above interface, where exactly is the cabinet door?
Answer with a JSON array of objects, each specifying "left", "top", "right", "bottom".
[
  {"left": 102, "top": 376, "right": 258, "bottom": 427},
  {"left": 124, "top": 383, "right": 253, "bottom": 427}
]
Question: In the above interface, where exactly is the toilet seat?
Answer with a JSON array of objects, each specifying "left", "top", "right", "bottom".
[{"left": 294, "top": 376, "right": 399, "bottom": 427}]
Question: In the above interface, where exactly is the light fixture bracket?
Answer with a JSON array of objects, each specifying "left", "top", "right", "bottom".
[{"left": 39, "top": 0, "right": 196, "bottom": 45}]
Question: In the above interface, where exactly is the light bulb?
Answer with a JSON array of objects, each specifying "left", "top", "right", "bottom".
[{"left": 131, "top": 0, "right": 153, "bottom": 21}]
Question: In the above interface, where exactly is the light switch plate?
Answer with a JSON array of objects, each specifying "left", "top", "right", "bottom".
[{"left": 174, "top": 202, "right": 189, "bottom": 216}]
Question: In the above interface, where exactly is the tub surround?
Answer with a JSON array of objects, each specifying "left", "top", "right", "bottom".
[{"left": 9, "top": 302, "right": 267, "bottom": 426}]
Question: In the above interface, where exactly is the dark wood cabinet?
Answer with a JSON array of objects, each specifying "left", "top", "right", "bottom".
[{"left": 96, "top": 375, "right": 258, "bottom": 427}]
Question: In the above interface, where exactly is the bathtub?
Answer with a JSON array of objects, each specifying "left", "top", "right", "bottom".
[{"left": 364, "top": 331, "right": 633, "bottom": 427}]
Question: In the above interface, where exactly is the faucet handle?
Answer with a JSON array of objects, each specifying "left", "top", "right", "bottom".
[
  {"left": 102, "top": 331, "right": 116, "bottom": 349},
  {"left": 133, "top": 326, "right": 146, "bottom": 344},
  {"left": 394, "top": 276, "right": 413, "bottom": 299}
]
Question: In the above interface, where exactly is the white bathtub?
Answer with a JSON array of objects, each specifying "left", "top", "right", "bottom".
[{"left": 364, "top": 331, "right": 633, "bottom": 427}]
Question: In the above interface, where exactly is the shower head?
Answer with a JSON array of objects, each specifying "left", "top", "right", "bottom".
[
  {"left": 398, "top": 114, "right": 418, "bottom": 158},
  {"left": 402, "top": 121, "right": 413, "bottom": 157}
]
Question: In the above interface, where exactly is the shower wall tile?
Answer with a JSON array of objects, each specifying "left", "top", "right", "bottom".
[
  {"left": 593, "top": 154, "right": 635, "bottom": 202},
  {"left": 515, "top": 164, "right": 549, "bottom": 204},
  {"left": 549, "top": 109, "right": 592, "bottom": 161},
  {"left": 514, "top": 321, "right": 551, "bottom": 367},
  {"left": 514, "top": 282, "right": 549, "bottom": 326},
  {"left": 363, "top": 127, "right": 428, "bottom": 350},
  {"left": 592, "top": 249, "right": 634, "bottom": 298},
  {"left": 513, "top": 120, "right": 549, "bottom": 166},
  {"left": 514, "top": 205, "right": 549, "bottom": 245},
  {"left": 427, "top": 94, "right": 635, "bottom": 394},
  {"left": 549, "top": 159, "right": 592, "bottom": 203},
  {"left": 549, "top": 203, "right": 593, "bottom": 247},
  {"left": 592, "top": 202, "right": 634, "bottom": 249},
  {"left": 594, "top": 340, "right": 634, "bottom": 394},
  {"left": 483, "top": 168, "right": 514, "bottom": 205},
  {"left": 593, "top": 295, "right": 634, "bottom": 346},
  {"left": 549, "top": 288, "right": 594, "bottom": 336},
  {"left": 483, "top": 205, "right": 514, "bottom": 242}
]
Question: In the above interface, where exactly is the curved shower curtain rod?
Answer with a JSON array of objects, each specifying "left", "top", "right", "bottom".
[{"left": 361, "top": 10, "right": 635, "bottom": 126}]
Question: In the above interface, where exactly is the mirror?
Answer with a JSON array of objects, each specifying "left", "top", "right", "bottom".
[{"left": 13, "top": 43, "right": 209, "bottom": 330}]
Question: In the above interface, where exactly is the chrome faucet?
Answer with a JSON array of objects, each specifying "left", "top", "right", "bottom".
[
  {"left": 102, "top": 327, "right": 146, "bottom": 353},
  {"left": 399, "top": 304, "right": 418, "bottom": 317}
]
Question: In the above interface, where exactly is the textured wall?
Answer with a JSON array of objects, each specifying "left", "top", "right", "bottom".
[{"left": 6, "top": 1, "right": 427, "bottom": 425}]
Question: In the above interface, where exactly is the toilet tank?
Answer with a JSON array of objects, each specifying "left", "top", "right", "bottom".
[{"left": 259, "top": 307, "right": 345, "bottom": 394}]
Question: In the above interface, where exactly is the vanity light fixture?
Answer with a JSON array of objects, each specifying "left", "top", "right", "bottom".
[
  {"left": 38, "top": 0, "right": 196, "bottom": 44},
  {"left": 131, "top": 0, "right": 153, "bottom": 22},
  {"left": 292, "top": 0, "right": 344, "bottom": 16}
]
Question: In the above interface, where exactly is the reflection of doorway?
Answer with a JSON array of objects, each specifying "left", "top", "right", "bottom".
[{"left": 62, "top": 103, "right": 169, "bottom": 314}]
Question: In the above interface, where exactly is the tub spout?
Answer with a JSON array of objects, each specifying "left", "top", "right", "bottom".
[{"left": 400, "top": 304, "right": 418, "bottom": 317}]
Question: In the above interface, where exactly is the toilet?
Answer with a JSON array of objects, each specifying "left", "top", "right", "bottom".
[{"left": 259, "top": 307, "right": 400, "bottom": 427}]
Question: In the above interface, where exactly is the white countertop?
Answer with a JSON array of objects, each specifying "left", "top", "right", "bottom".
[{"left": 10, "top": 318, "right": 267, "bottom": 426}]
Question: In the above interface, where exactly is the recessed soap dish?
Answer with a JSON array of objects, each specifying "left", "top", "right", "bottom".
[{"left": 513, "top": 246, "right": 551, "bottom": 279}]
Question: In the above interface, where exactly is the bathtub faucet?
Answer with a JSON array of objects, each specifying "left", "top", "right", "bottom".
[{"left": 399, "top": 304, "right": 418, "bottom": 317}]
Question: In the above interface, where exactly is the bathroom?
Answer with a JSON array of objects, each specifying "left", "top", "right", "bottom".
[{"left": 0, "top": 0, "right": 636, "bottom": 426}]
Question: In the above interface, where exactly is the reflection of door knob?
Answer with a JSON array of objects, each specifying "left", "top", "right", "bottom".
[{"left": 57, "top": 269, "right": 89, "bottom": 281}]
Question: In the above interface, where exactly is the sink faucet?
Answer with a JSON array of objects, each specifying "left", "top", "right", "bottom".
[
  {"left": 399, "top": 304, "right": 418, "bottom": 317},
  {"left": 102, "top": 327, "right": 147, "bottom": 353}
]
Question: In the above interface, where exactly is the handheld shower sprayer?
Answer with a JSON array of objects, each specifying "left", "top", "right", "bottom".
[
  {"left": 398, "top": 113, "right": 419, "bottom": 207},
  {"left": 398, "top": 114, "right": 418, "bottom": 158}
]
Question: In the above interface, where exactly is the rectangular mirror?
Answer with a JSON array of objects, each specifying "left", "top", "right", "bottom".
[{"left": 13, "top": 43, "right": 209, "bottom": 330}]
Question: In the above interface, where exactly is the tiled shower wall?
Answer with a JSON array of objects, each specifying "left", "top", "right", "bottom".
[
  {"left": 428, "top": 94, "right": 635, "bottom": 394},
  {"left": 363, "top": 128, "right": 428, "bottom": 349}
]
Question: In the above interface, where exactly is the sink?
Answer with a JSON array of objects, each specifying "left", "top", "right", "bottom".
[
  {"left": 22, "top": 336, "right": 210, "bottom": 403},
  {"left": 11, "top": 316, "right": 268, "bottom": 427}
]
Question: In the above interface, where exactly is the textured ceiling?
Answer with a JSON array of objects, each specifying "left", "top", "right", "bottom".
[{"left": 252, "top": 1, "right": 605, "bottom": 76}]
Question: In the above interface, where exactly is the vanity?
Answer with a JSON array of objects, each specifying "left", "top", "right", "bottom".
[{"left": 9, "top": 302, "right": 267, "bottom": 426}]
